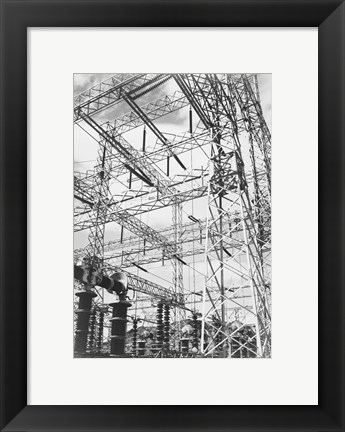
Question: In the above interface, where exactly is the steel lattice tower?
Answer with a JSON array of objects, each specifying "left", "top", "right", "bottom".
[{"left": 74, "top": 73, "right": 271, "bottom": 358}]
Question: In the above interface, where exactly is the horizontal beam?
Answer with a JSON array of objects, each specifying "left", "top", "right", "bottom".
[
  {"left": 74, "top": 73, "right": 167, "bottom": 120},
  {"left": 122, "top": 92, "right": 186, "bottom": 170},
  {"left": 107, "top": 90, "right": 189, "bottom": 136},
  {"left": 74, "top": 168, "right": 268, "bottom": 232},
  {"left": 74, "top": 185, "right": 208, "bottom": 232},
  {"left": 125, "top": 272, "right": 185, "bottom": 308},
  {"left": 79, "top": 111, "right": 178, "bottom": 196}
]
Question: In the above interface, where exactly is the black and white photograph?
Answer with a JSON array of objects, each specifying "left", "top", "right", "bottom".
[{"left": 73, "top": 73, "right": 272, "bottom": 358}]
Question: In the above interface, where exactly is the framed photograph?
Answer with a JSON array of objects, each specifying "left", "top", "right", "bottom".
[{"left": 1, "top": 0, "right": 344, "bottom": 431}]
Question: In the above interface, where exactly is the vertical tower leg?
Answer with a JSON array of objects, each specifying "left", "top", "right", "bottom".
[{"left": 172, "top": 203, "right": 185, "bottom": 350}]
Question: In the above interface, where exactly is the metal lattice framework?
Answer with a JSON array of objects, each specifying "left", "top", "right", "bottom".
[{"left": 74, "top": 73, "right": 271, "bottom": 358}]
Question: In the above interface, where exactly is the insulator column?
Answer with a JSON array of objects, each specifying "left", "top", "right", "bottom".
[
  {"left": 109, "top": 300, "right": 132, "bottom": 357},
  {"left": 132, "top": 318, "right": 138, "bottom": 356},
  {"left": 87, "top": 309, "right": 96, "bottom": 351},
  {"left": 181, "top": 338, "right": 189, "bottom": 356},
  {"left": 163, "top": 304, "right": 170, "bottom": 350},
  {"left": 74, "top": 290, "right": 97, "bottom": 355},
  {"left": 156, "top": 303, "right": 164, "bottom": 349},
  {"left": 192, "top": 313, "right": 198, "bottom": 351},
  {"left": 97, "top": 310, "right": 104, "bottom": 352},
  {"left": 138, "top": 340, "right": 146, "bottom": 357}
]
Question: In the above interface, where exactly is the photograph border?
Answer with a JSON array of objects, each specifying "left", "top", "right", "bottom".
[{"left": 1, "top": 1, "right": 344, "bottom": 430}]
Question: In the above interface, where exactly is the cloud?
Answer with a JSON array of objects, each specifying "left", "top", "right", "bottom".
[{"left": 74, "top": 73, "right": 115, "bottom": 96}]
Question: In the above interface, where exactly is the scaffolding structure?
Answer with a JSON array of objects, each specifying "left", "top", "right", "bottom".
[{"left": 74, "top": 73, "right": 271, "bottom": 358}]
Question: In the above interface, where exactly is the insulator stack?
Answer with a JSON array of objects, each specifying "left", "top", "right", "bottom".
[
  {"left": 138, "top": 341, "right": 146, "bottom": 357},
  {"left": 87, "top": 309, "right": 96, "bottom": 351},
  {"left": 192, "top": 313, "right": 198, "bottom": 351},
  {"left": 74, "top": 291, "right": 97, "bottom": 355},
  {"left": 135, "top": 74, "right": 172, "bottom": 99},
  {"left": 189, "top": 106, "right": 193, "bottom": 134},
  {"left": 163, "top": 304, "right": 170, "bottom": 349},
  {"left": 109, "top": 300, "right": 132, "bottom": 356},
  {"left": 181, "top": 338, "right": 189, "bottom": 356},
  {"left": 97, "top": 311, "right": 104, "bottom": 351},
  {"left": 156, "top": 303, "right": 164, "bottom": 348},
  {"left": 132, "top": 319, "right": 138, "bottom": 355}
]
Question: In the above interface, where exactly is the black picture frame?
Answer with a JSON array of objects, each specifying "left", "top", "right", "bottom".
[{"left": 1, "top": 1, "right": 344, "bottom": 431}]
